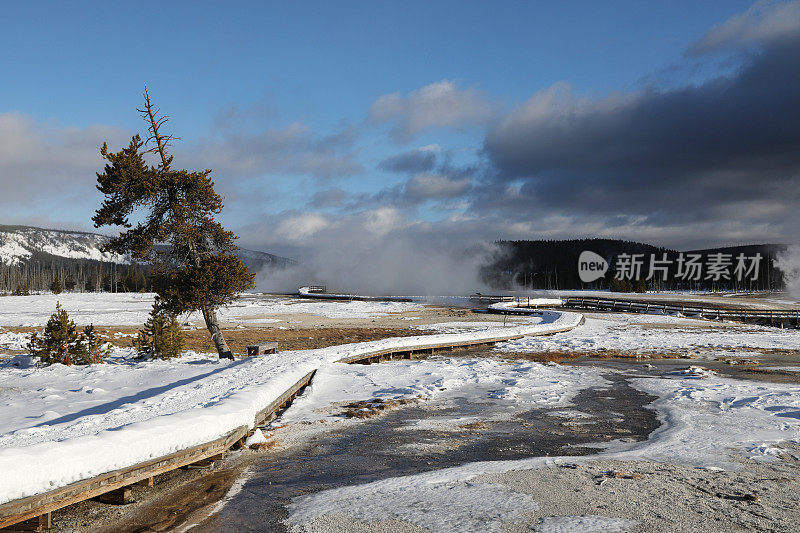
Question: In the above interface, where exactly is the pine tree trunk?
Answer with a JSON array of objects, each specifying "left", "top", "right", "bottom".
[{"left": 202, "top": 307, "right": 234, "bottom": 359}]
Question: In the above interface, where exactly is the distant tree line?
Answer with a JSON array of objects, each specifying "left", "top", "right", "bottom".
[
  {"left": 482, "top": 239, "right": 786, "bottom": 292},
  {"left": 0, "top": 257, "right": 151, "bottom": 295}
]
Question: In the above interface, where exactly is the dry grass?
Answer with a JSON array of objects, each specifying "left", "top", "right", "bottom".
[
  {"left": 249, "top": 440, "right": 278, "bottom": 451},
  {"left": 458, "top": 421, "right": 490, "bottom": 431},
  {"left": 342, "top": 397, "right": 417, "bottom": 419},
  {"left": 603, "top": 469, "right": 643, "bottom": 480},
  {"left": 2, "top": 325, "right": 436, "bottom": 355},
  {"left": 715, "top": 357, "right": 760, "bottom": 365},
  {"left": 495, "top": 349, "right": 685, "bottom": 363},
  {"left": 185, "top": 327, "right": 436, "bottom": 354}
]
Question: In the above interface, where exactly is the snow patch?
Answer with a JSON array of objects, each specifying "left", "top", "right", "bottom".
[
  {"left": 280, "top": 358, "right": 607, "bottom": 424},
  {"left": 533, "top": 515, "right": 637, "bottom": 533},
  {"left": 244, "top": 428, "right": 268, "bottom": 447},
  {"left": 286, "top": 479, "right": 538, "bottom": 533},
  {"left": 496, "top": 312, "right": 800, "bottom": 356}
]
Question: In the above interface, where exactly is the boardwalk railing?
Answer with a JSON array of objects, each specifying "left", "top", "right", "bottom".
[{"left": 562, "top": 296, "right": 800, "bottom": 327}]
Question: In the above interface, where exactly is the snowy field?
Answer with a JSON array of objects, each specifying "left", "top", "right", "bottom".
[
  {"left": 0, "top": 292, "right": 423, "bottom": 328},
  {"left": 495, "top": 312, "right": 800, "bottom": 357},
  {"left": 0, "top": 310, "right": 582, "bottom": 505},
  {"left": 3, "top": 291, "right": 800, "bottom": 530}
]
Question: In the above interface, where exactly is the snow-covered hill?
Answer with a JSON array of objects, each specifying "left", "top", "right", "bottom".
[
  {"left": 0, "top": 224, "right": 292, "bottom": 269},
  {"left": 0, "top": 225, "right": 122, "bottom": 265}
]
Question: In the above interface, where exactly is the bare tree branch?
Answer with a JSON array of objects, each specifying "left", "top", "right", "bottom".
[{"left": 139, "top": 85, "right": 180, "bottom": 169}]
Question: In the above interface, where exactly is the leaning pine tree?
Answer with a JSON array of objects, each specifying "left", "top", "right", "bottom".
[{"left": 93, "top": 87, "right": 254, "bottom": 359}]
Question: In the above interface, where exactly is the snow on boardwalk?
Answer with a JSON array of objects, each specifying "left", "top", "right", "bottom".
[{"left": 0, "top": 310, "right": 582, "bottom": 505}]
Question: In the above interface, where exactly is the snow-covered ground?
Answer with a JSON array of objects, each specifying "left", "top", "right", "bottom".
[
  {"left": 0, "top": 292, "right": 423, "bottom": 328},
  {"left": 276, "top": 308, "right": 800, "bottom": 531},
  {"left": 284, "top": 369, "right": 800, "bottom": 532},
  {"left": 413, "top": 319, "right": 530, "bottom": 334},
  {"left": 281, "top": 358, "right": 608, "bottom": 425},
  {"left": 621, "top": 374, "right": 800, "bottom": 465},
  {"left": 3, "top": 290, "right": 800, "bottom": 530},
  {"left": 495, "top": 312, "right": 800, "bottom": 356},
  {"left": 0, "top": 310, "right": 582, "bottom": 505}
]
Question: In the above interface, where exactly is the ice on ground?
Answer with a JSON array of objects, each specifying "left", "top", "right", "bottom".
[
  {"left": 397, "top": 416, "right": 497, "bottom": 432},
  {"left": 496, "top": 312, "right": 800, "bottom": 356},
  {"left": 533, "top": 515, "right": 637, "bottom": 533},
  {"left": 547, "top": 409, "right": 594, "bottom": 419},
  {"left": 280, "top": 358, "right": 608, "bottom": 424}
]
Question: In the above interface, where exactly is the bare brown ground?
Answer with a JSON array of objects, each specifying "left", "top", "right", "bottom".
[
  {"left": 182, "top": 327, "right": 435, "bottom": 354},
  {"left": 2, "top": 326, "right": 437, "bottom": 356}
]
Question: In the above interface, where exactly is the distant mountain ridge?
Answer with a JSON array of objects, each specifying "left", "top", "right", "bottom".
[{"left": 0, "top": 224, "right": 294, "bottom": 270}]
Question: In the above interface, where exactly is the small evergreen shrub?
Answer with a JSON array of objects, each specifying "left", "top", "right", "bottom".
[
  {"left": 29, "top": 303, "right": 107, "bottom": 365},
  {"left": 74, "top": 324, "right": 108, "bottom": 364},
  {"left": 50, "top": 277, "right": 63, "bottom": 294},
  {"left": 13, "top": 282, "right": 30, "bottom": 296},
  {"left": 135, "top": 301, "right": 185, "bottom": 359},
  {"left": 609, "top": 278, "right": 633, "bottom": 293}
]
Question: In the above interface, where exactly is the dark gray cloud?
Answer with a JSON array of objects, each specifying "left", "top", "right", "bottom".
[
  {"left": 309, "top": 187, "right": 349, "bottom": 208},
  {"left": 481, "top": 34, "right": 800, "bottom": 244},
  {"left": 348, "top": 171, "right": 474, "bottom": 211},
  {"left": 404, "top": 173, "right": 471, "bottom": 202},
  {"left": 378, "top": 149, "right": 437, "bottom": 174}
]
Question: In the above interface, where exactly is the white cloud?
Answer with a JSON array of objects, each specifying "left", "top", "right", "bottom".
[
  {"left": 183, "top": 121, "right": 363, "bottom": 179},
  {"left": 370, "top": 80, "right": 494, "bottom": 141},
  {"left": 0, "top": 113, "right": 129, "bottom": 207},
  {"left": 274, "top": 213, "right": 329, "bottom": 243},
  {"left": 419, "top": 143, "right": 443, "bottom": 152},
  {"left": 689, "top": 0, "right": 800, "bottom": 55}
]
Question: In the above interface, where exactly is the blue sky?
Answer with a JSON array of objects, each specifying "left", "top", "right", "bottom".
[{"left": 1, "top": 1, "right": 798, "bottom": 258}]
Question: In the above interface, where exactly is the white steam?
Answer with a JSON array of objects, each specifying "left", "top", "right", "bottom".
[
  {"left": 775, "top": 245, "right": 800, "bottom": 297},
  {"left": 256, "top": 240, "right": 502, "bottom": 296}
]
